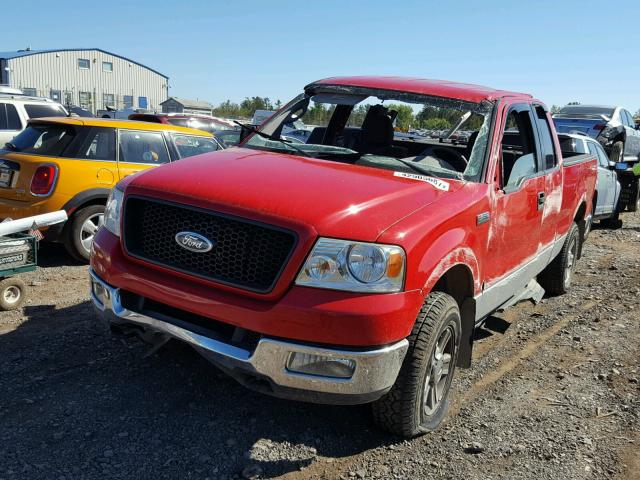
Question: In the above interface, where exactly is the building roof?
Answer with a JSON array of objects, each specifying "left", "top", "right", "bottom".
[
  {"left": 28, "top": 116, "right": 213, "bottom": 136},
  {"left": 0, "top": 48, "right": 168, "bottom": 79},
  {"left": 308, "top": 76, "right": 532, "bottom": 103},
  {"left": 160, "top": 97, "right": 214, "bottom": 109}
]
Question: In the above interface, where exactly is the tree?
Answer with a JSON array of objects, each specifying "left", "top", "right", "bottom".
[
  {"left": 212, "top": 100, "right": 242, "bottom": 118},
  {"left": 423, "top": 117, "right": 451, "bottom": 130},
  {"left": 385, "top": 103, "right": 415, "bottom": 131},
  {"left": 239, "top": 96, "right": 273, "bottom": 117}
]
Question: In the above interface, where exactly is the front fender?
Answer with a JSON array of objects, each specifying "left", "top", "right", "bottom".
[{"left": 417, "top": 228, "right": 481, "bottom": 296}]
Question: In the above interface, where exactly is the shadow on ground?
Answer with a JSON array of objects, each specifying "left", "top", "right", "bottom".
[
  {"left": 0, "top": 301, "right": 398, "bottom": 479},
  {"left": 36, "top": 242, "right": 83, "bottom": 268}
]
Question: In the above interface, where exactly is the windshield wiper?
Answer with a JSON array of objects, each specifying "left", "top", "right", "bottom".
[
  {"left": 234, "top": 121, "right": 311, "bottom": 158},
  {"left": 386, "top": 156, "right": 462, "bottom": 180},
  {"left": 4, "top": 142, "right": 17, "bottom": 151}
]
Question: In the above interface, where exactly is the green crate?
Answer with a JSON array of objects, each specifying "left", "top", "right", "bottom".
[{"left": 0, "top": 233, "right": 37, "bottom": 277}]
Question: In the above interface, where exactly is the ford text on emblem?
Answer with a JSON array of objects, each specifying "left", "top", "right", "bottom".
[{"left": 175, "top": 232, "right": 214, "bottom": 253}]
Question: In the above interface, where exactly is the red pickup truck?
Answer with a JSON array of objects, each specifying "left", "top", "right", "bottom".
[{"left": 90, "top": 77, "right": 597, "bottom": 437}]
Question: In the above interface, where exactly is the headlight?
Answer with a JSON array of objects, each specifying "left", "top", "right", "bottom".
[
  {"left": 295, "top": 238, "right": 405, "bottom": 293},
  {"left": 103, "top": 186, "right": 124, "bottom": 237}
]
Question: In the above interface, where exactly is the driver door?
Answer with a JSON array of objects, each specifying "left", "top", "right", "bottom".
[{"left": 480, "top": 103, "right": 544, "bottom": 315}]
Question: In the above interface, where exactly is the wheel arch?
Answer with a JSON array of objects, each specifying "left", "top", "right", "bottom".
[
  {"left": 45, "top": 188, "right": 111, "bottom": 242},
  {"left": 62, "top": 188, "right": 111, "bottom": 216},
  {"left": 573, "top": 199, "right": 588, "bottom": 258},
  {"left": 421, "top": 248, "right": 479, "bottom": 369}
]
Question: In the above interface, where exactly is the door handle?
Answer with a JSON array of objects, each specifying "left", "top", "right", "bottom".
[{"left": 537, "top": 191, "right": 546, "bottom": 211}]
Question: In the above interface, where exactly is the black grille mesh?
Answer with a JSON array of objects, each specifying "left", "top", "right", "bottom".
[{"left": 123, "top": 197, "right": 296, "bottom": 292}]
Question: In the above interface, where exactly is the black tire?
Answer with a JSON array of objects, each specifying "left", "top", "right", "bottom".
[
  {"left": 600, "top": 211, "right": 623, "bottom": 230},
  {"left": 610, "top": 141, "right": 624, "bottom": 163},
  {"left": 629, "top": 182, "right": 640, "bottom": 213},
  {"left": 372, "top": 292, "right": 461, "bottom": 437},
  {"left": 64, "top": 204, "right": 105, "bottom": 262},
  {"left": 0, "top": 277, "right": 27, "bottom": 311},
  {"left": 538, "top": 222, "right": 580, "bottom": 296}
]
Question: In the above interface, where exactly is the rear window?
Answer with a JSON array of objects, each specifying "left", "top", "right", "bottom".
[
  {"left": 24, "top": 104, "right": 67, "bottom": 119},
  {"left": 558, "top": 136, "right": 586, "bottom": 155},
  {"left": 0, "top": 103, "right": 22, "bottom": 130},
  {"left": 556, "top": 106, "right": 615, "bottom": 118},
  {"left": 9, "top": 123, "right": 78, "bottom": 156},
  {"left": 171, "top": 134, "right": 219, "bottom": 158}
]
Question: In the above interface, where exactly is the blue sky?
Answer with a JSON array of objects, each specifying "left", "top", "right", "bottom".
[{"left": 5, "top": 0, "right": 640, "bottom": 111}]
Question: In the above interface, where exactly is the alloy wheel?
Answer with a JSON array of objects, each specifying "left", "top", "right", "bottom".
[
  {"left": 563, "top": 235, "right": 578, "bottom": 289},
  {"left": 80, "top": 213, "right": 104, "bottom": 253},
  {"left": 423, "top": 325, "right": 455, "bottom": 417}
]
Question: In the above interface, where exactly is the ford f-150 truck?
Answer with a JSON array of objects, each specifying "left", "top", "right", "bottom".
[{"left": 90, "top": 77, "right": 597, "bottom": 437}]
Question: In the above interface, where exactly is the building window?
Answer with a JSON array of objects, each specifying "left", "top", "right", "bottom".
[
  {"left": 102, "top": 61, "right": 113, "bottom": 72},
  {"left": 64, "top": 91, "right": 73, "bottom": 107},
  {"left": 123, "top": 95, "right": 133, "bottom": 109},
  {"left": 78, "top": 58, "right": 90, "bottom": 69},
  {"left": 138, "top": 96, "right": 148, "bottom": 109},
  {"left": 103, "top": 93, "right": 115, "bottom": 109},
  {"left": 22, "top": 88, "right": 37, "bottom": 96},
  {"left": 50, "top": 90, "right": 61, "bottom": 102},
  {"left": 79, "top": 91, "right": 93, "bottom": 111}
]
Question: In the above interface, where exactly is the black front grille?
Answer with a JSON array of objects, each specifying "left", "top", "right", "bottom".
[{"left": 123, "top": 196, "right": 297, "bottom": 293}]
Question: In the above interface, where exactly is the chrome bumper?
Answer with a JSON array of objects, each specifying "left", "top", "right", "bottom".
[{"left": 89, "top": 269, "right": 408, "bottom": 404}]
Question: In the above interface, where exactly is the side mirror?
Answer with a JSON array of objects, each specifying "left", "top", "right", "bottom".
[{"left": 504, "top": 153, "right": 536, "bottom": 192}]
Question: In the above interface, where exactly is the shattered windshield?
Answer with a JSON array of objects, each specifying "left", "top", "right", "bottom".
[{"left": 242, "top": 87, "right": 494, "bottom": 182}]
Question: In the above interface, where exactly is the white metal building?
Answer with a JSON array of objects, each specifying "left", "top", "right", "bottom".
[{"left": 0, "top": 48, "right": 168, "bottom": 114}]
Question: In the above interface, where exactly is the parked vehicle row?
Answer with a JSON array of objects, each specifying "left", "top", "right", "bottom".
[
  {"left": 0, "top": 117, "right": 220, "bottom": 259},
  {"left": 0, "top": 91, "right": 68, "bottom": 146},
  {"left": 557, "top": 132, "right": 622, "bottom": 228},
  {"left": 553, "top": 104, "right": 640, "bottom": 212},
  {"left": 89, "top": 76, "right": 598, "bottom": 437}
]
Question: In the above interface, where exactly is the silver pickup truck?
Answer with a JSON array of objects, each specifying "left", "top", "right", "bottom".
[{"left": 558, "top": 132, "right": 622, "bottom": 228}]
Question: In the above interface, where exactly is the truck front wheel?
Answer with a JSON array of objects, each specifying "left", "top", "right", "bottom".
[{"left": 372, "top": 292, "right": 461, "bottom": 437}]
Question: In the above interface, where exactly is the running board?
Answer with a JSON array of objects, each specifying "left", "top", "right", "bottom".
[{"left": 498, "top": 279, "right": 545, "bottom": 312}]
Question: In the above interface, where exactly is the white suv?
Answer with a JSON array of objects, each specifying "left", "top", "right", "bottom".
[{"left": 0, "top": 89, "right": 68, "bottom": 147}]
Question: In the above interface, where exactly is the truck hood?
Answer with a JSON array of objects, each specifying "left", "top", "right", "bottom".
[{"left": 126, "top": 148, "right": 462, "bottom": 241}]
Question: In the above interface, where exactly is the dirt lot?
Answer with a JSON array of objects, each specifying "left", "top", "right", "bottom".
[{"left": 1, "top": 212, "right": 639, "bottom": 480}]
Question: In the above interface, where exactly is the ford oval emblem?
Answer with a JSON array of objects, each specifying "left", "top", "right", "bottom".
[{"left": 175, "top": 232, "right": 214, "bottom": 253}]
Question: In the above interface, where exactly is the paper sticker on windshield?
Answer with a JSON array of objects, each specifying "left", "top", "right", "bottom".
[{"left": 393, "top": 172, "right": 450, "bottom": 191}]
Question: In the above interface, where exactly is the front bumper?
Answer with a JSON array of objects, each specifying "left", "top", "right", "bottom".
[{"left": 90, "top": 269, "right": 408, "bottom": 405}]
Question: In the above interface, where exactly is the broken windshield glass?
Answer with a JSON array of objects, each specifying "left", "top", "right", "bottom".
[{"left": 242, "top": 86, "right": 494, "bottom": 182}]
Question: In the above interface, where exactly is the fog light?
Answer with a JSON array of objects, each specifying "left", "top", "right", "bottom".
[
  {"left": 92, "top": 281, "right": 109, "bottom": 302},
  {"left": 287, "top": 352, "right": 356, "bottom": 379}
]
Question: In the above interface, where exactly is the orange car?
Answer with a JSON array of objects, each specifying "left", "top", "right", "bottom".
[{"left": 0, "top": 117, "right": 221, "bottom": 260}]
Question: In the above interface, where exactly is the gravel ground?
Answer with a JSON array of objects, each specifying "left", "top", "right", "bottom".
[{"left": 0, "top": 212, "right": 639, "bottom": 480}]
